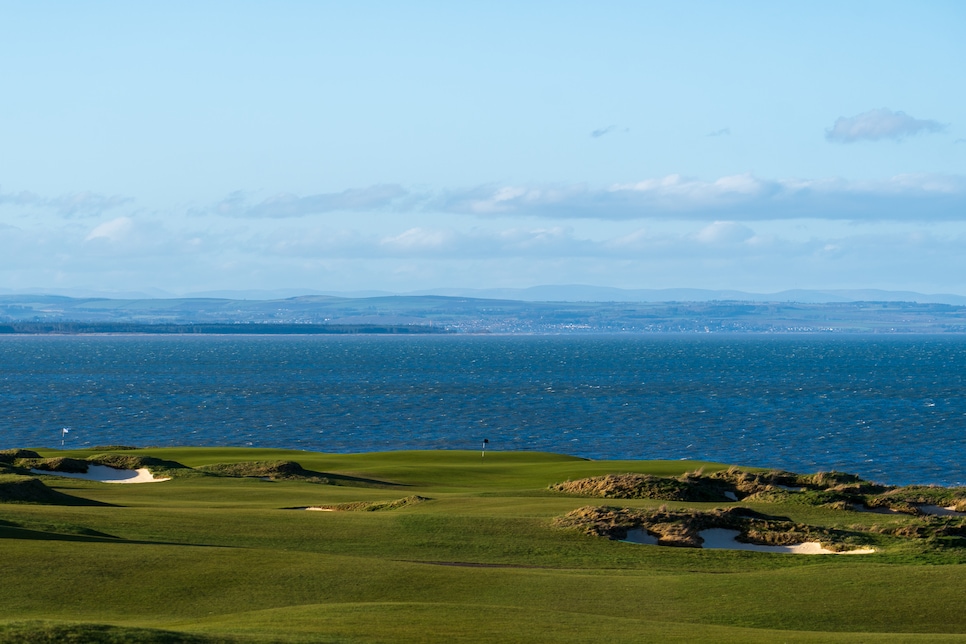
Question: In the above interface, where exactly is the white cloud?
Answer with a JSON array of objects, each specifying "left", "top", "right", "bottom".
[
  {"left": 213, "top": 184, "right": 408, "bottom": 218},
  {"left": 85, "top": 217, "right": 134, "bottom": 242},
  {"left": 380, "top": 228, "right": 452, "bottom": 251},
  {"left": 0, "top": 187, "right": 132, "bottom": 217},
  {"left": 4, "top": 210, "right": 966, "bottom": 295},
  {"left": 203, "top": 173, "right": 966, "bottom": 224},
  {"left": 693, "top": 221, "right": 755, "bottom": 244},
  {"left": 433, "top": 173, "right": 966, "bottom": 221},
  {"left": 825, "top": 108, "right": 946, "bottom": 143}
]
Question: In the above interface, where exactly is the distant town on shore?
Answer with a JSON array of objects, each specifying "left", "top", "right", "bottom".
[{"left": 3, "top": 291, "right": 966, "bottom": 334}]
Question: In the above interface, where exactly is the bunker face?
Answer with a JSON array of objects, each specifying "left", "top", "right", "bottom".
[{"left": 31, "top": 465, "right": 170, "bottom": 484}]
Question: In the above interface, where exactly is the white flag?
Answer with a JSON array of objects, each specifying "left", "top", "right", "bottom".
[{"left": 62, "top": 427, "right": 70, "bottom": 435}]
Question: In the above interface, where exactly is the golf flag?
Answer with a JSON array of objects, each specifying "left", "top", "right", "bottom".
[{"left": 61, "top": 427, "right": 70, "bottom": 446}]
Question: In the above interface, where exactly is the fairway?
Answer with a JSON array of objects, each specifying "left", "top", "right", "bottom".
[{"left": 2, "top": 447, "right": 965, "bottom": 643}]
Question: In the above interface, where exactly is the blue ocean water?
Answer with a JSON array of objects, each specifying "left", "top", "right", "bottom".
[{"left": 1, "top": 334, "right": 963, "bottom": 486}]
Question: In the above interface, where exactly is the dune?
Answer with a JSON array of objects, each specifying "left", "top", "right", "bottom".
[{"left": 31, "top": 465, "right": 170, "bottom": 484}]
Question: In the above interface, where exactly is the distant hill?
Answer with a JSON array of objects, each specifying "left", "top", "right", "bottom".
[
  {"left": 3, "top": 292, "right": 966, "bottom": 333},
  {"left": 399, "top": 285, "right": 966, "bottom": 305},
  {"left": 5, "top": 285, "right": 966, "bottom": 305}
]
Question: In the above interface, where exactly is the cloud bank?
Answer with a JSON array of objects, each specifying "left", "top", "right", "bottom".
[
  {"left": 214, "top": 184, "right": 407, "bottom": 218},
  {"left": 825, "top": 108, "right": 946, "bottom": 143},
  {"left": 4, "top": 213, "right": 964, "bottom": 295},
  {"left": 433, "top": 173, "right": 966, "bottom": 221},
  {"left": 0, "top": 188, "right": 132, "bottom": 217},
  {"left": 202, "top": 173, "right": 966, "bottom": 223}
]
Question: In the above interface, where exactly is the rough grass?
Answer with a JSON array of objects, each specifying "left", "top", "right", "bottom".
[
  {"left": 0, "top": 475, "right": 109, "bottom": 506},
  {"left": 197, "top": 460, "right": 330, "bottom": 483},
  {"left": 873, "top": 485, "right": 966, "bottom": 509},
  {"left": 549, "top": 473, "right": 725, "bottom": 501},
  {"left": 550, "top": 466, "right": 962, "bottom": 515},
  {"left": 25, "top": 457, "right": 90, "bottom": 474}
]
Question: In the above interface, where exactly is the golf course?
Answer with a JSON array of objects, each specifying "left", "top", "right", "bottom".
[{"left": 2, "top": 447, "right": 965, "bottom": 643}]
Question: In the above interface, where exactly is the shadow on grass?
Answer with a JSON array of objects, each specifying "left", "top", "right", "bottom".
[
  {"left": 0, "top": 520, "right": 238, "bottom": 550},
  {"left": 0, "top": 477, "right": 116, "bottom": 507},
  {"left": 0, "top": 620, "right": 236, "bottom": 644}
]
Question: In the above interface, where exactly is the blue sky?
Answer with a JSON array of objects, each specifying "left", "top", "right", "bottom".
[{"left": 1, "top": 1, "right": 964, "bottom": 296}]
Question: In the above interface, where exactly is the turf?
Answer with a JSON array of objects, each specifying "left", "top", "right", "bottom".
[{"left": 1, "top": 447, "right": 964, "bottom": 642}]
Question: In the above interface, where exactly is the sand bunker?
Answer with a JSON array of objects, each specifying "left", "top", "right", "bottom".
[
  {"left": 31, "top": 465, "right": 170, "bottom": 484},
  {"left": 622, "top": 528, "right": 659, "bottom": 545},
  {"left": 622, "top": 527, "right": 874, "bottom": 554},
  {"left": 918, "top": 505, "right": 966, "bottom": 517},
  {"left": 698, "top": 529, "right": 874, "bottom": 554},
  {"left": 855, "top": 503, "right": 965, "bottom": 517}
]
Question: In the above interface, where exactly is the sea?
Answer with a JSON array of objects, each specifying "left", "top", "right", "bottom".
[{"left": 1, "top": 334, "right": 963, "bottom": 487}]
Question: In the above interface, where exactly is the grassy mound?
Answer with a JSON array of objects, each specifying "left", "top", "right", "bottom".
[
  {"left": 550, "top": 473, "right": 726, "bottom": 501},
  {"left": 0, "top": 621, "right": 230, "bottom": 644},
  {"left": 197, "top": 460, "right": 331, "bottom": 483},
  {"left": 551, "top": 466, "right": 919, "bottom": 511},
  {"left": 0, "top": 476, "right": 68, "bottom": 504},
  {"left": 0, "top": 476, "right": 109, "bottom": 506},
  {"left": 0, "top": 449, "right": 41, "bottom": 464},
  {"left": 86, "top": 453, "right": 192, "bottom": 479},
  {"left": 26, "top": 457, "right": 90, "bottom": 474},
  {"left": 308, "top": 495, "right": 430, "bottom": 511},
  {"left": 554, "top": 505, "right": 873, "bottom": 551},
  {"left": 16, "top": 453, "right": 191, "bottom": 479},
  {"left": 869, "top": 485, "right": 966, "bottom": 512}
]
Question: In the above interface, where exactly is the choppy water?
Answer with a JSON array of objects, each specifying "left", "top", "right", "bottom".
[{"left": 1, "top": 334, "right": 963, "bottom": 486}]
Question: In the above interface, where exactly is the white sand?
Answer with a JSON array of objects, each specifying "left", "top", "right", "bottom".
[
  {"left": 698, "top": 529, "right": 874, "bottom": 555},
  {"left": 855, "top": 504, "right": 900, "bottom": 514},
  {"left": 31, "top": 465, "right": 170, "bottom": 484},
  {"left": 856, "top": 504, "right": 965, "bottom": 516},
  {"left": 919, "top": 505, "right": 965, "bottom": 517},
  {"left": 303, "top": 507, "right": 336, "bottom": 511}
]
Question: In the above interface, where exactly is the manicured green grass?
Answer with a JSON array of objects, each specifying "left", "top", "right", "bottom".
[{"left": 2, "top": 448, "right": 965, "bottom": 642}]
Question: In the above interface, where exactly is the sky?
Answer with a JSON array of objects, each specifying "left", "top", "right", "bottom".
[{"left": 1, "top": 1, "right": 964, "bottom": 297}]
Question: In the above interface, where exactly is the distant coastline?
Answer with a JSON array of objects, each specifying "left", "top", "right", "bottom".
[
  {"left": 3, "top": 293, "right": 966, "bottom": 334},
  {"left": 0, "top": 322, "right": 448, "bottom": 335}
]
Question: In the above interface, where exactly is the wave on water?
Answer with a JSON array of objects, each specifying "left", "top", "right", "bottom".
[{"left": 1, "top": 334, "right": 964, "bottom": 486}]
